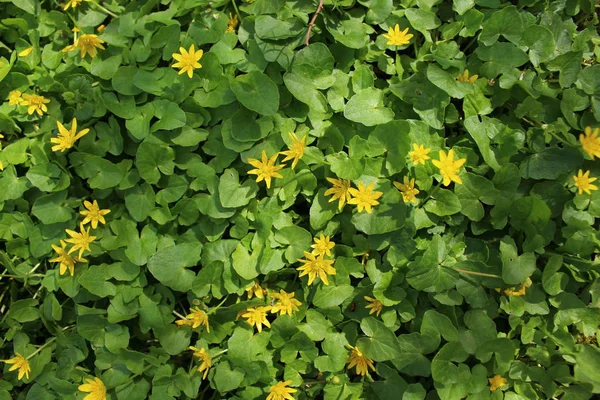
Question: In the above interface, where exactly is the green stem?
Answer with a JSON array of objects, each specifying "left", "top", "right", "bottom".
[
  {"left": 208, "top": 295, "right": 229, "bottom": 315},
  {"left": 418, "top": 182, "right": 441, "bottom": 208},
  {"left": 454, "top": 268, "right": 502, "bottom": 279},
  {"left": 26, "top": 337, "right": 57, "bottom": 360},
  {"left": 231, "top": 0, "right": 241, "bottom": 22},
  {"left": 85, "top": 0, "right": 119, "bottom": 18}
]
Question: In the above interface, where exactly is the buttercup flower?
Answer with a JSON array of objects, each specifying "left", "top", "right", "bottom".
[
  {"left": 18, "top": 47, "right": 33, "bottom": 57},
  {"left": 266, "top": 381, "right": 297, "bottom": 400},
  {"left": 488, "top": 375, "right": 507, "bottom": 392},
  {"left": 50, "top": 239, "right": 87, "bottom": 276},
  {"left": 504, "top": 278, "right": 532, "bottom": 297},
  {"left": 246, "top": 281, "right": 266, "bottom": 299},
  {"left": 579, "top": 126, "right": 600, "bottom": 159},
  {"left": 80, "top": 200, "right": 111, "bottom": 229},
  {"left": 247, "top": 150, "right": 286, "bottom": 189},
  {"left": 3, "top": 353, "right": 31, "bottom": 380},
  {"left": 7, "top": 90, "right": 25, "bottom": 106},
  {"left": 573, "top": 169, "right": 598, "bottom": 195},
  {"left": 172, "top": 44, "right": 203, "bottom": 78},
  {"left": 382, "top": 24, "right": 413, "bottom": 46},
  {"left": 364, "top": 296, "right": 383, "bottom": 317},
  {"left": 175, "top": 307, "right": 210, "bottom": 332},
  {"left": 51, "top": 118, "right": 90, "bottom": 152},
  {"left": 297, "top": 251, "right": 336, "bottom": 285},
  {"left": 63, "top": 0, "right": 83, "bottom": 10},
  {"left": 65, "top": 223, "right": 96, "bottom": 258},
  {"left": 408, "top": 143, "right": 431, "bottom": 165},
  {"left": 241, "top": 306, "right": 272, "bottom": 332},
  {"left": 347, "top": 181, "right": 383, "bottom": 214},
  {"left": 226, "top": 13, "right": 239, "bottom": 33},
  {"left": 457, "top": 69, "right": 478, "bottom": 83},
  {"left": 78, "top": 377, "right": 106, "bottom": 400},
  {"left": 75, "top": 34, "right": 106, "bottom": 58},
  {"left": 346, "top": 345, "right": 375, "bottom": 376},
  {"left": 324, "top": 177, "right": 352, "bottom": 210},
  {"left": 21, "top": 93, "right": 50, "bottom": 116},
  {"left": 270, "top": 290, "right": 302, "bottom": 316},
  {"left": 189, "top": 346, "right": 212, "bottom": 379},
  {"left": 279, "top": 132, "right": 307, "bottom": 169},
  {"left": 393, "top": 177, "right": 419, "bottom": 204},
  {"left": 431, "top": 149, "right": 466, "bottom": 186},
  {"left": 311, "top": 233, "right": 335, "bottom": 257}
]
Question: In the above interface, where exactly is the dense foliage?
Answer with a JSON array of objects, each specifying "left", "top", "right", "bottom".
[{"left": 0, "top": 0, "right": 599, "bottom": 399}]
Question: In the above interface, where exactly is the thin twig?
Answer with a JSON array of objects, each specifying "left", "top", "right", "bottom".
[
  {"left": 305, "top": 0, "right": 325, "bottom": 46},
  {"left": 454, "top": 268, "right": 502, "bottom": 279}
]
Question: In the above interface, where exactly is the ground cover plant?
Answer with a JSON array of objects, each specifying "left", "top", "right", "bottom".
[{"left": 0, "top": 0, "right": 599, "bottom": 399}]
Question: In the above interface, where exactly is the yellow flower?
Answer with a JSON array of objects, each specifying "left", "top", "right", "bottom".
[
  {"left": 573, "top": 169, "right": 598, "bottom": 195},
  {"left": 270, "top": 290, "right": 302, "bottom": 316},
  {"left": 311, "top": 233, "right": 335, "bottom": 257},
  {"left": 247, "top": 150, "right": 286, "bottom": 189},
  {"left": 97, "top": 24, "right": 106, "bottom": 33},
  {"left": 3, "top": 353, "right": 31, "bottom": 380},
  {"left": 226, "top": 13, "right": 239, "bottom": 33},
  {"left": 504, "top": 278, "right": 532, "bottom": 297},
  {"left": 346, "top": 345, "right": 375, "bottom": 376},
  {"left": 75, "top": 34, "right": 106, "bottom": 58},
  {"left": 80, "top": 200, "right": 111, "bottom": 229},
  {"left": 18, "top": 46, "right": 33, "bottom": 57},
  {"left": 408, "top": 143, "right": 431, "bottom": 165},
  {"left": 172, "top": 44, "right": 203, "bottom": 78},
  {"left": 7, "top": 90, "right": 25, "bottom": 106},
  {"left": 189, "top": 346, "right": 212, "bottom": 379},
  {"left": 347, "top": 181, "right": 383, "bottom": 214},
  {"left": 64, "top": 222, "right": 96, "bottom": 258},
  {"left": 50, "top": 239, "right": 87, "bottom": 276},
  {"left": 364, "top": 296, "right": 383, "bottom": 317},
  {"left": 431, "top": 149, "right": 466, "bottom": 186},
  {"left": 488, "top": 375, "right": 507, "bottom": 392},
  {"left": 297, "top": 251, "right": 336, "bottom": 285},
  {"left": 393, "top": 177, "right": 420, "bottom": 204},
  {"left": 382, "top": 24, "right": 414, "bottom": 46},
  {"left": 579, "top": 126, "right": 600, "bottom": 160},
  {"left": 456, "top": 69, "right": 478, "bottom": 83},
  {"left": 51, "top": 118, "right": 90, "bottom": 152},
  {"left": 324, "top": 177, "right": 352, "bottom": 210},
  {"left": 266, "top": 381, "right": 297, "bottom": 400},
  {"left": 175, "top": 307, "right": 210, "bottom": 332},
  {"left": 246, "top": 281, "right": 266, "bottom": 299},
  {"left": 279, "top": 132, "right": 307, "bottom": 169},
  {"left": 241, "top": 306, "right": 272, "bottom": 332},
  {"left": 63, "top": 0, "right": 83, "bottom": 10},
  {"left": 78, "top": 377, "right": 106, "bottom": 400},
  {"left": 21, "top": 93, "right": 51, "bottom": 116}
]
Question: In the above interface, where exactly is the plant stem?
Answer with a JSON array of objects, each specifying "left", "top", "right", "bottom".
[
  {"left": 231, "top": 0, "right": 241, "bottom": 22},
  {"left": 26, "top": 337, "right": 57, "bottom": 360},
  {"left": 454, "top": 268, "right": 502, "bottom": 279},
  {"left": 305, "top": 0, "right": 325, "bottom": 46},
  {"left": 208, "top": 295, "right": 229, "bottom": 315},
  {"left": 85, "top": 0, "right": 119, "bottom": 18}
]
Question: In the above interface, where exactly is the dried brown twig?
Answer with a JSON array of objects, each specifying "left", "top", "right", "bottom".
[{"left": 304, "top": 0, "right": 324, "bottom": 46}]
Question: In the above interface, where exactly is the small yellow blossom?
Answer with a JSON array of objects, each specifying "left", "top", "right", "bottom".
[
  {"left": 311, "top": 233, "right": 335, "bottom": 257},
  {"left": 64, "top": 223, "right": 96, "bottom": 258},
  {"left": 573, "top": 169, "right": 598, "bottom": 195},
  {"left": 247, "top": 150, "right": 286, "bottom": 189},
  {"left": 78, "top": 377, "right": 106, "bottom": 400},
  {"left": 504, "top": 278, "right": 532, "bottom": 297},
  {"left": 21, "top": 93, "right": 51, "bottom": 116},
  {"left": 241, "top": 306, "right": 272, "bottom": 332},
  {"left": 18, "top": 47, "right": 33, "bottom": 57},
  {"left": 3, "top": 353, "right": 31, "bottom": 380},
  {"left": 408, "top": 143, "right": 431, "bottom": 165},
  {"left": 382, "top": 24, "right": 413, "bottom": 46},
  {"left": 226, "top": 13, "right": 239, "bottom": 33},
  {"left": 80, "top": 200, "right": 111, "bottom": 229},
  {"left": 50, "top": 239, "right": 87, "bottom": 276},
  {"left": 270, "top": 290, "right": 302, "bottom": 316},
  {"left": 324, "top": 177, "right": 352, "bottom": 210},
  {"left": 189, "top": 346, "right": 212, "bottom": 379},
  {"left": 266, "top": 381, "right": 297, "bottom": 400},
  {"left": 347, "top": 181, "right": 383, "bottom": 214},
  {"left": 579, "top": 126, "right": 600, "bottom": 160},
  {"left": 175, "top": 307, "right": 210, "bottom": 332},
  {"left": 76, "top": 34, "right": 106, "bottom": 58},
  {"left": 97, "top": 24, "right": 106, "bottom": 33},
  {"left": 297, "top": 251, "right": 336, "bottom": 286},
  {"left": 431, "top": 149, "right": 466, "bottom": 186},
  {"left": 63, "top": 0, "right": 83, "bottom": 10},
  {"left": 7, "top": 90, "right": 25, "bottom": 106},
  {"left": 51, "top": 118, "right": 90, "bottom": 152},
  {"left": 346, "top": 345, "right": 375, "bottom": 376},
  {"left": 488, "top": 375, "right": 507, "bottom": 392},
  {"left": 246, "top": 281, "right": 266, "bottom": 299},
  {"left": 364, "top": 296, "right": 384, "bottom": 317},
  {"left": 393, "top": 177, "right": 419, "bottom": 204},
  {"left": 457, "top": 69, "right": 478, "bottom": 83},
  {"left": 172, "top": 44, "right": 203, "bottom": 78},
  {"left": 279, "top": 132, "right": 307, "bottom": 169}
]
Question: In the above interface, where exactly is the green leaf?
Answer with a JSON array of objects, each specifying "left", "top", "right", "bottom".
[
  {"left": 424, "top": 188, "right": 462, "bottom": 216},
  {"left": 313, "top": 284, "right": 354, "bottom": 308},
  {"left": 230, "top": 71, "right": 280, "bottom": 116},
  {"left": 283, "top": 71, "right": 328, "bottom": 113},
  {"left": 31, "top": 191, "right": 72, "bottom": 224},
  {"left": 357, "top": 317, "right": 402, "bottom": 361},
  {"left": 151, "top": 99, "right": 186, "bottom": 131},
  {"left": 135, "top": 137, "right": 175, "bottom": 184},
  {"left": 218, "top": 168, "right": 258, "bottom": 208},
  {"left": 147, "top": 243, "right": 201, "bottom": 292},
  {"left": 79, "top": 266, "right": 117, "bottom": 298},
  {"left": 500, "top": 236, "right": 536, "bottom": 285},
  {"left": 520, "top": 147, "right": 583, "bottom": 180},
  {"left": 344, "top": 88, "right": 395, "bottom": 126}
]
